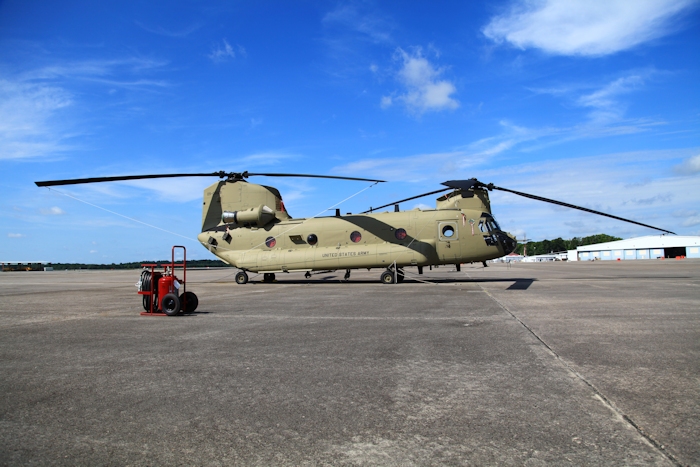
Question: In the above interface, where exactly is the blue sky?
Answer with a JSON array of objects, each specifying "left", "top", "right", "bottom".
[{"left": 1, "top": 0, "right": 699, "bottom": 263}]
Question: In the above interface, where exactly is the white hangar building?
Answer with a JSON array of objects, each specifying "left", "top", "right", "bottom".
[{"left": 567, "top": 235, "right": 700, "bottom": 261}]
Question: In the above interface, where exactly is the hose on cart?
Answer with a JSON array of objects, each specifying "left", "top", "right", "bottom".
[{"left": 139, "top": 270, "right": 157, "bottom": 311}]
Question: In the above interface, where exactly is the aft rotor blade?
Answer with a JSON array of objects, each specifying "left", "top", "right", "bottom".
[
  {"left": 35, "top": 172, "right": 226, "bottom": 187},
  {"left": 361, "top": 187, "right": 451, "bottom": 213},
  {"left": 35, "top": 171, "right": 385, "bottom": 187},
  {"left": 489, "top": 184, "right": 676, "bottom": 235},
  {"left": 247, "top": 173, "right": 385, "bottom": 183}
]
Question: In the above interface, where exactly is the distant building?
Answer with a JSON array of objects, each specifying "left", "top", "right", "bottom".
[
  {"left": 567, "top": 235, "right": 700, "bottom": 261},
  {"left": 0, "top": 261, "right": 50, "bottom": 272},
  {"left": 503, "top": 253, "right": 524, "bottom": 263},
  {"left": 522, "top": 252, "right": 568, "bottom": 262}
]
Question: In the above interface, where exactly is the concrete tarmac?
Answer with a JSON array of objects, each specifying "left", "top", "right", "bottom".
[{"left": 0, "top": 260, "right": 698, "bottom": 466}]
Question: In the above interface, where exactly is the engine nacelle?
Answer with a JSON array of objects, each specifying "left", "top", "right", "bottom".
[{"left": 222, "top": 205, "right": 276, "bottom": 227}]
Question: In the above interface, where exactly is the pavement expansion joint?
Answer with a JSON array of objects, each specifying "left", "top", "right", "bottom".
[{"left": 473, "top": 280, "right": 684, "bottom": 467}]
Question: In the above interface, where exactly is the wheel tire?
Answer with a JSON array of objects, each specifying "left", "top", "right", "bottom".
[
  {"left": 161, "top": 293, "right": 180, "bottom": 316},
  {"left": 179, "top": 291, "right": 198, "bottom": 313},
  {"left": 380, "top": 270, "right": 395, "bottom": 284},
  {"left": 235, "top": 271, "right": 249, "bottom": 285},
  {"left": 263, "top": 273, "right": 276, "bottom": 282}
]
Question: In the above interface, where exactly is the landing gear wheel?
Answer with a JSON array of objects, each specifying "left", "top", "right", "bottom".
[
  {"left": 235, "top": 271, "right": 249, "bottom": 285},
  {"left": 344, "top": 270, "right": 351, "bottom": 281},
  {"left": 305, "top": 271, "right": 311, "bottom": 279},
  {"left": 263, "top": 273, "right": 276, "bottom": 282},
  {"left": 380, "top": 270, "right": 396, "bottom": 284},
  {"left": 179, "top": 291, "right": 198, "bottom": 314},
  {"left": 161, "top": 293, "right": 180, "bottom": 316}
]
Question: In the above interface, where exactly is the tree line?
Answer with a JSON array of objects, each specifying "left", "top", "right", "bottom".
[
  {"left": 49, "top": 259, "right": 233, "bottom": 270},
  {"left": 514, "top": 234, "right": 622, "bottom": 256}
]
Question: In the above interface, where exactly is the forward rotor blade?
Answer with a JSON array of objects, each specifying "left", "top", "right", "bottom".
[
  {"left": 489, "top": 184, "right": 676, "bottom": 235},
  {"left": 247, "top": 173, "right": 385, "bottom": 183},
  {"left": 361, "top": 187, "right": 451, "bottom": 213},
  {"left": 441, "top": 179, "right": 479, "bottom": 191}
]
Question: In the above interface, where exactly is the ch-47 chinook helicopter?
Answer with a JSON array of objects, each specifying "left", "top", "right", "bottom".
[{"left": 36, "top": 171, "right": 675, "bottom": 284}]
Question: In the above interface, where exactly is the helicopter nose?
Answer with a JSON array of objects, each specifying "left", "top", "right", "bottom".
[{"left": 500, "top": 232, "right": 517, "bottom": 255}]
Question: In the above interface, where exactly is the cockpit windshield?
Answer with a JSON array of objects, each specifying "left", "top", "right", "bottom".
[{"left": 478, "top": 214, "right": 501, "bottom": 233}]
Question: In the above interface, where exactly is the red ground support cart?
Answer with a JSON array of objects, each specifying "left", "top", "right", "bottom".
[{"left": 137, "top": 246, "right": 198, "bottom": 316}]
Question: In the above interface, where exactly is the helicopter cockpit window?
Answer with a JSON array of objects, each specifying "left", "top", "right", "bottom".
[
  {"left": 479, "top": 217, "right": 501, "bottom": 233},
  {"left": 395, "top": 228, "right": 407, "bottom": 240},
  {"left": 265, "top": 237, "right": 276, "bottom": 248},
  {"left": 307, "top": 234, "right": 318, "bottom": 246},
  {"left": 350, "top": 231, "right": 362, "bottom": 243}
]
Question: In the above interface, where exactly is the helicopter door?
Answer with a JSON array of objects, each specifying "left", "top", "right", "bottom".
[{"left": 437, "top": 221, "right": 459, "bottom": 261}]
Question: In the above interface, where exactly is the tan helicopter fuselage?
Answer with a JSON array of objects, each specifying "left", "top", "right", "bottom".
[{"left": 196, "top": 180, "right": 516, "bottom": 274}]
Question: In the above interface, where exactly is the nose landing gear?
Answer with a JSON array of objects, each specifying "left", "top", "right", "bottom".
[{"left": 235, "top": 270, "right": 249, "bottom": 284}]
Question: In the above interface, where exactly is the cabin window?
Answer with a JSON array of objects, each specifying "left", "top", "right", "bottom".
[
  {"left": 307, "top": 234, "right": 318, "bottom": 246},
  {"left": 442, "top": 225, "right": 455, "bottom": 238},
  {"left": 395, "top": 228, "right": 407, "bottom": 240},
  {"left": 350, "top": 231, "right": 362, "bottom": 243},
  {"left": 265, "top": 237, "right": 276, "bottom": 248}
]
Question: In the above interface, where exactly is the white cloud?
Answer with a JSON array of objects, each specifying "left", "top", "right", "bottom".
[
  {"left": 322, "top": 4, "right": 393, "bottom": 44},
  {"left": 682, "top": 215, "right": 700, "bottom": 227},
  {"left": 382, "top": 48, "right": 459, "bottom": 114},
  {"left": 483, "top": 0, "right": 697, "bottom": 56},
  {"left": 479, "top": 149, "right": 699, "bottom": 238},
  {"left": 332, "top": 151, "right": 469, "bottom": 182},
  {"left": 0, "top": 57, "right": 171, "bottom": 160},
  {"left": 0, "top": 79, "right": 74, "bottom": 160},
  {"left": 135, "top": 21, "right": 202, "bottom": 37},
  {"left": 120, "top": 177, "right": 213, "bottom": 203},
  {"left": 578, "top": 75, "right": 645, "bottom": 109},
  {"left": 40, "top": 207, "right": 66, "bottom": 215},
  {"left": 209, "top": 40, "right": 244, "bottom": 62},
  {"left": 575, "top": 73, "right": 649, "bottom": 124},
  {"left": 674, "top": 154, "right": 700, "bottom": 175},
  {"left": 7, "top": 233, "right": 25, "bottom": 238}
]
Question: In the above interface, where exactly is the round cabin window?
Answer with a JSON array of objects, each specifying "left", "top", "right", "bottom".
[
  {"left": 441, "top": 225, "right": 455, "bottom": 238},
  {"left": 350, "top": 231, "right": 362, "bottom": 243},
  {"left": 395, "top": 228, "right": 407, "bottom": 240},
  {"left": 307, "top": 234, "right": 318, "bottom": 246},
  {"left": 265, "top": 236, "right": 276, "bottom": 248}
]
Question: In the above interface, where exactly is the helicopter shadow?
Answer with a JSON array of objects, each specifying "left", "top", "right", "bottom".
[{"left": 247, "top": 277, "right": 537, "bottom": 289}]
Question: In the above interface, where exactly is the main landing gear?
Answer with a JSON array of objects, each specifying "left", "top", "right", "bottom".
[
  {"left": 235, "top": 270, "right": 276, "bottom": 284},
  {"left": 380, "top": 268, "right": 404, "bottom": 284},
  {"left": 263, "top": 273, "right": 276, "bottom": 283}
]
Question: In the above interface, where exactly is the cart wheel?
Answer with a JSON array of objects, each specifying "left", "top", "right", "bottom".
[
  {"left": 380, "top": 270, "right": 395, "bottom": 284},
  {"left": 235, "top": 271, "right": 249, "bottom": 285},
  {"left": 179, "top": 291, "right": 198, "bottom": 313},
  {"left": 161, "top": 293, "right": 180, "bottom": 316}
]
